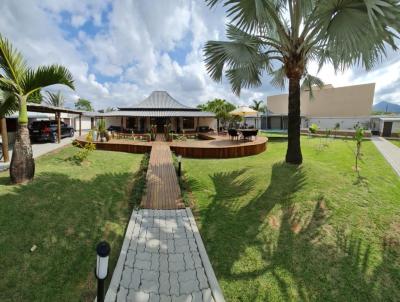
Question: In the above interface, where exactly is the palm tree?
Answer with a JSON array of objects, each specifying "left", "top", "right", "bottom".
[
  {"left": 204, "top": 0, "right": 400, "bottom": 164},
  {"left": 44, "top": 90, "right": 65, "bottom": 107},
  {"left": 198, "top": 98, "right": 236, "bottom": 132},
  {"left": 250, "top": 99, "right": 265, "bottom": 112},
  {"left": 0, "top": 34, "right": 74, "bottom": 184}
]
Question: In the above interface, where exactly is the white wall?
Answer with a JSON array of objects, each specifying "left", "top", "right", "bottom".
[
  {"left": 392, "top": 121, "right": 400, "bottom": 134},
  {"left": 304, "top": 117, "right": 370, "bottom": 130},
  {"left": 73, "top": 116, "right": 92, "bottom": 131}
]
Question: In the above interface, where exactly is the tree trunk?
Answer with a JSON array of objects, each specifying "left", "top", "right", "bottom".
[
  {"left": 217, "top": 119, "right": 220, "bottom": 134},
  {"left": 1, "top": 117, "right": 10, "bottom": 162},
  {"left": 285, "top": 77, "right": 303, "bottom": 165},
  {"left": 10, "top": 124, "right": 35, "bottom": 184}
]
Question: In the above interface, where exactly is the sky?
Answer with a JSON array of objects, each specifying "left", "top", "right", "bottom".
[{"left": 1, "top": 0, "right": 400, "bottom": 110}]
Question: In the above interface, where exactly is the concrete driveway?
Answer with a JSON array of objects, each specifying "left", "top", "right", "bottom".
[{"left": 0, "top": 136, "right": 75, "bottom": 172}]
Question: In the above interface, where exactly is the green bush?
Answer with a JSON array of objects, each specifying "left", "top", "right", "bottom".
[{"left": 309, "top": 123, "right": 319, "bottom": 134}]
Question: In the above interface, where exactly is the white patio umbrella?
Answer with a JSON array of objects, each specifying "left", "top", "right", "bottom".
[
  {"left": 229, "top": 106, "right": 258, "bottom": 117},
  {"left": 230, "top": 106, "right": 259, "bottom": 129}
]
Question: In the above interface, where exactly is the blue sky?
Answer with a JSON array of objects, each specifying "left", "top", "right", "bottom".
[{"left": 1, "top": 0, "right": 400, "bottom": 110}]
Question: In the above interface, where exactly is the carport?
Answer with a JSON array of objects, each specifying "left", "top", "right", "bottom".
[{"left": 1, "top": 103, "right": 84, "bottom": 163}]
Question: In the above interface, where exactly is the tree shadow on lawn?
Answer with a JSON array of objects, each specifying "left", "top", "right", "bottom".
[
  {"left": 0, "top": 171, "right": 135, "bottom": 302},
  {"left": 199, "top": 163, "right": 400, "bottom": 301}
]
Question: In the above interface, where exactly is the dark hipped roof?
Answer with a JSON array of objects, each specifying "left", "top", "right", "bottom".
[{"left": 119, "top": 91, "right": 197, "bottom": 111}]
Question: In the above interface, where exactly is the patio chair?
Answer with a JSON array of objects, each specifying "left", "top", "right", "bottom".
[{"left": 228, "top": 128, "right": 239, "bottom": 140}]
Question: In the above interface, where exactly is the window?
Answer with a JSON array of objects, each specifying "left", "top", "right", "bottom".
[{"left": 183, "top": 117, "right": 194, "bottom": 129}]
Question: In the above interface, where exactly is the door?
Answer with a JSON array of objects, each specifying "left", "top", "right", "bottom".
[{"left": 382, "top": 122, "right": 393, "bottom": 137}]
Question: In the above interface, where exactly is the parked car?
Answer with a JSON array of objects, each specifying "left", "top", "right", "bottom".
[{"left": 29, "top": 120, "right": 74, "bottom": 142}]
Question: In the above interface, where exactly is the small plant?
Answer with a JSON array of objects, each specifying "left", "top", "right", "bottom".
[
  {"left": 97, "top": 119, "right": 108, "bottom": 141},
  {"left": 68, "top": 132, "right": 96, "bottom": 165},
  {"left": 309, "top": 123, "right": 319, "bottom": 134},
  {"left": 354, "top": 126, "right": 364, "bottom": 177},
  {"left": 334, "top": 123, "right": 340, "bottom": 138}
]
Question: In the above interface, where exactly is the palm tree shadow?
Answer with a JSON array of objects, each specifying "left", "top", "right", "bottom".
[{"left": 198, "top": 162, "right": 400, "bottom": 301}]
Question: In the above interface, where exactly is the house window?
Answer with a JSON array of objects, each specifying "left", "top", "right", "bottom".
[{"left": 183, "top": 117, "right": 194, "bottom": 129}]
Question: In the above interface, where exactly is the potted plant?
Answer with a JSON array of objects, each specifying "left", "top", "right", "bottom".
[{"left": 97, "top": 119, "right": 107, "bottom": 142}]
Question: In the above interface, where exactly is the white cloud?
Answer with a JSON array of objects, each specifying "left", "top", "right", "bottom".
[{"left": 1, "top": 0, "right": 399, "bottom": 110}]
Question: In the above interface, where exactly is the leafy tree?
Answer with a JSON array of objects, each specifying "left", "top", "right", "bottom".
[
  {"left": 0, "top": 34, "right": 74, "bottom": 184},
  {"left": 75, "top": 98, "right": 93, "bottom": 111},
  {"left": 204, "top": 0, "right": 400, "bottom": 164},
  {"left": 44, "top": 90, "right": 65, "bottom": 107},
  {"left": 198, "top": 98, "right": 236, "bottom": 132}
]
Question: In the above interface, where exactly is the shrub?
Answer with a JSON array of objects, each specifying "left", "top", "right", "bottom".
[
  {"left": 68, "top": 132, "right": 96, "bottom": 164},
  {"left": 309, "top": 123, "right": 319, "bottom": 134}
]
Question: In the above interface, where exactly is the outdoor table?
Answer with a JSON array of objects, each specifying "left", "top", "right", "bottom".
[{"left": 238, "top": 129, "right": 257, "bottom": 141}]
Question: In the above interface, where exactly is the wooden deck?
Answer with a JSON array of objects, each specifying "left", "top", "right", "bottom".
[{"left": 141, "top": 143, "right": 184, "bottom": 209}]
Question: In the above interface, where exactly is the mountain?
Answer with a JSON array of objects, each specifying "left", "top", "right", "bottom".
[{"left": 373, "top": 101, "right": 400, "bottom": 113}]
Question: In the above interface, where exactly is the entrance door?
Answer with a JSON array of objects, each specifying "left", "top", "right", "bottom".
[
  {"left": 382, "top": 122, "right": 393, "bottom": 137},
  {"left": 152, "top": 117, "right": 167, "bottom": 133}
]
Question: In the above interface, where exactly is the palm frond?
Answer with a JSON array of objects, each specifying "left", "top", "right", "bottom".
[
  {"left": 44, "top": 90, "right": 65, "bottom": 107},
  {"left": 0, "top": 90, "right": 18, "bottom": 117},
  {"left": 0, "top": 34, "right": 27, "bottom": 85},
  {"left": 269, "top": 65, "right": 286, "bottom": 89},
  {"left": 311, "top": 0, "right": 400, "bottom": 71},
  {"left": 301, "top": 73, "right": 324, "bottom": 99},
  {"left": 21, "top": 65, "right": 74, "bottom": 96}
]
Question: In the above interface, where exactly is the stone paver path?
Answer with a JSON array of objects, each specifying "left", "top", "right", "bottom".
[
  {"left": 371, "top": 136, "right": 400, "bottom": 176},
  {"left": 105, "top": 209, "right": 224, "bottom": 302}
]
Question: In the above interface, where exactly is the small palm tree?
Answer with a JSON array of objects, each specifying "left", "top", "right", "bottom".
[
  {"left": 0, "top": 34, "right": 74, "bottom": 184},
  {"left": 198, "top": 98, "right": 236, "bottom": 132},
  {"left": 204, "top": 0, "right": 400, "bottom": 164},
  {"left": 250, "top": 100, "right": 264, "bottom": 112},
  {"left": 44, "top": 90, "right": 65, "bottom": 107}
]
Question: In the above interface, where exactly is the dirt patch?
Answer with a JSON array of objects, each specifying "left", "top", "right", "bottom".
[{"left": 268, "top": 215, "right": 280, "bottom": 229}]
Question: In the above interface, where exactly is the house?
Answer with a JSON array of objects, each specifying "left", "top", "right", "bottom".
[
  {"left": 370, "top": 116, "right": 400, "bottom": 137},
  {"left": 97, "top": 91, "right": 216, "bottom": 133},
  {"left": 266, "top": 83, "right": 375, "bottom": 130}
]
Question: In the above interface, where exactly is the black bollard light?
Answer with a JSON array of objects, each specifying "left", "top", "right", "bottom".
[
  {"left": 177, "top": 155, "right": 182, "bottom": 177},
  {"left": 96, "top": 241, "right": 110, "bottom": 302}
]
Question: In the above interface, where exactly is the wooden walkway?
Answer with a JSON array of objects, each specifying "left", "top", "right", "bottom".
[{"left": 141, "top": 143, "right": 184, "bottom": 209}]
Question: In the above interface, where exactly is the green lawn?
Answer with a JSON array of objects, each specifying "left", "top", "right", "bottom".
[
  {"left": 389, "top": 139, "right": 400, "bottom": 148},
  {"left": 0, "top": 147, "right": 144, "bottom": 302},
  {"left": 183, "top": 137, "right": 400, "bottom": 301}
]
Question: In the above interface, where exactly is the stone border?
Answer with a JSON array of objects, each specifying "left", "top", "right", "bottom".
[
  {"left": 103, "top": 210, "right": 139, "bottom": 302},
  {"left": 186, "top": 208, "right": 225, "bottom": 302}
]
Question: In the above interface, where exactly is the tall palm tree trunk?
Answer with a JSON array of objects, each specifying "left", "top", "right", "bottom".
[
  {"left": 285, "top": 77, "right": 303, "bottom": 165},
  {"left": 10, "top": 124, "right": 35, "bottom": 184}
]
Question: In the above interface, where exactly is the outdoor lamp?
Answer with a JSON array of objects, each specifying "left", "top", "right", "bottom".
[
  {"left": 177, "top": 155, "right": 182, "bottom": 177},
  {"left": 96, "top": 241, "right": 111, "bottom": 302}
]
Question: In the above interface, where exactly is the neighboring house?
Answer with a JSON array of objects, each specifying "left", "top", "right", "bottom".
[
  {"left": 96, "top": 91, "right": 216, "bottom": 133},
  {"left": 370, "top": 116, "right": 400, "bottom": 137},
  {"left": 266, "top": 83, "right": 375, "bottom": 130}
]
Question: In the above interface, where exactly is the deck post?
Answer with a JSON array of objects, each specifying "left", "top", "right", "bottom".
[
  {"left": 56, "top": 112, "right": 61, "bottom": 143},
  {"left": 1, "top": 117, "right": 10, "bottom": 162}
]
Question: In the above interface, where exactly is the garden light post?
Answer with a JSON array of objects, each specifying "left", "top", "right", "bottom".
[
  {"left": 177, "top": 155, "right": 182, "bottom": 177},
  {"left": 96, "top": 241, "right": 110, "bottom": 302}
]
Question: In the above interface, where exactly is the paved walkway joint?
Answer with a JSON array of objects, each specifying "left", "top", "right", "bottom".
[{"left": 105, "top": 209, "right": 224, "bottom": 302}]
